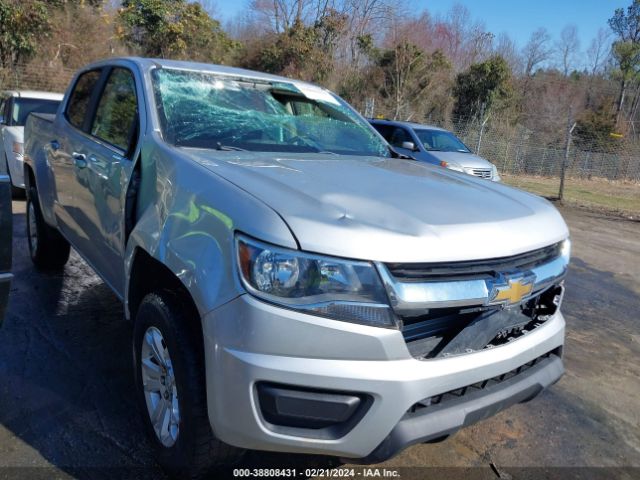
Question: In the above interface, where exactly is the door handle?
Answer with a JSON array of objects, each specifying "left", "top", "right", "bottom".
[
  {"left": 72, "top": 152, "right": 87, "bottom": 168},
  {"left": 50, "top": 140, "right": 60, "bottom": 151}
]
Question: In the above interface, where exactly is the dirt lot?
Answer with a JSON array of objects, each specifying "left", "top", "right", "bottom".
[{"left": 1, "top": 199, "right": 639, "bottom": 479}]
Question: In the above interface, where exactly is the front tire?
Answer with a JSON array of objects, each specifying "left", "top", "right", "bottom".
[
  {"left": 27, "top": 186, "right": 70, "bottom": 270},
  {"left": 133, "top": 291, "right": 243, "bottom": 478}
]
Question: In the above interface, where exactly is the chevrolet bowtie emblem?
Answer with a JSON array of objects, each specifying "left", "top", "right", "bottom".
[{"left": 491, "top": 277, "right": 534, "bottom": 305}]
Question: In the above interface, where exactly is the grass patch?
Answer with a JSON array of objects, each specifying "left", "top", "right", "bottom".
[{"left": 503, "top": 174, "right": 640, "bottom": 217}]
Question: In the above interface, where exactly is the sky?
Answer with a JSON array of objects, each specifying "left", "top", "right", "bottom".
[{"left": 213, "top": 0, "right": 627, "bottom": 50}]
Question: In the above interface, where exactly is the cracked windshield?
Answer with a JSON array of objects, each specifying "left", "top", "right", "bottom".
[{"left": 152, "top": 68, "right": 389, "bottom": 157}]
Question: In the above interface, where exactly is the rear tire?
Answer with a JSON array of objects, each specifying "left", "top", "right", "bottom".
[
  {"left": 133, "top": 291, "right": 244, "bottom": 478},
  {"left": 27, "top": 185, "right": 70, "bottom": 270}
]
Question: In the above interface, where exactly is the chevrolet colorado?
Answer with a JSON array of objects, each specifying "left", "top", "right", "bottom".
[{"left": 23, "top": 58, "right": 570, "bottom": 477}]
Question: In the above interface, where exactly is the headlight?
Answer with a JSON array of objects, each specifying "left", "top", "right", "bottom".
[
  {"left": 442, "top": 161, "right": 464, "bottom": 172},
  {"left": 560, "top": 238, "right": 571, "bottom": 262},
  {"left": 12, "top": 142, "right": 23, "bottom": 155},
  {"left": 236, "top": 235, "right": 395, "bottom": 327}
]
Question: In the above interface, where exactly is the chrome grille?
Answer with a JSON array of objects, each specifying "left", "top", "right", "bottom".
[
  {"left": 471, "top": 168, "right": 492, "bottom": 179},
  {"left": 385, "top": 242, "right": 562, "bottom": 281},
  {"left": 376, "top": 242, "right": 569, "bottom": 359}
]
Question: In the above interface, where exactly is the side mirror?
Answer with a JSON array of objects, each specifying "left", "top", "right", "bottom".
[{"left": 401, "top": 141, "right": 416, "bottom": 151}]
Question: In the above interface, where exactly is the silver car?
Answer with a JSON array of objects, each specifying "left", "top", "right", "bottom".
[
  {"left": 24, "top": 58, "right": 569, "bottom": 477},
  {"left": 369, "top": 119, "right": 501, "bottom": 181}
]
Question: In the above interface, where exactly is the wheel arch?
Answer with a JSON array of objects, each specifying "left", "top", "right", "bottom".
[
  {"left": 127, "top": 247, "right": 200, "bottom": 323},
  {"left": 23, "top": 163, "right": 35, "bottom": 192}
]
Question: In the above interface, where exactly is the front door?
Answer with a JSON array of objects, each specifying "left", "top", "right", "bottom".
[{"left": 71, "top": 67, "right": 138, "bottom": 295}]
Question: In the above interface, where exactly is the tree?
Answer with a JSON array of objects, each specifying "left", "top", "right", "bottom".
[
  {"left": 586, "top": 28, "right": 611, "bottom": 75},
  {"left": 249, "top": 0, "right": 322, "bottom": 34},
  {"left": 610, "top": 40, "right": 640, "bottom": 124},
  {"left": 609, "top": 1, "right": 640, "bottom": 42},
  {"left": 574, "top": 103, "right": 617, "bottom": 151},
  {"left": 118, "top": 0, "right": 238, "bottom": 63},
  {"left": 555, "top": 25, "right": 580, "bottom": 76},
  {"left": 44, "top": 2, "right": 122, "bottom": 69},
  {"left": 522, "top": 27, "right": 552, "bottom": 76},
  {"left": 376, "top": 43, "right": 450, "bottom": 120},
  {"left": 608, "top": 0, "right": 640, "bottom": 126},
  {"left": 494, "top": 32, "right": 521, "bottom": 73},
  {"left": 452, "top": 55, "right": 511, "bottom": 122},
  {"left": 0, "top": 0, "right": 49, "bottom": 68},
  {"left": 247, "top": 16, "right": 336, "bottom": 82}
]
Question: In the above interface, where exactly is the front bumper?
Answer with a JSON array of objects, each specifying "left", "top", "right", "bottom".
[{"left": 203, "top": 295, "right": 565, "bottom": 459}]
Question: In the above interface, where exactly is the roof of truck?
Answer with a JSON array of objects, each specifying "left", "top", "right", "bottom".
[
  {"left": 83, "top": 57, "right": 333, "bottom": 91},
  {"left": 1, "top": 90, "right": 64, "bottom": 101}
]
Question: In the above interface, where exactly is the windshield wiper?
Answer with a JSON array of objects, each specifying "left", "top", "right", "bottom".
[{"left": 216, "top": 143, "right": 246, "bottom": 151}]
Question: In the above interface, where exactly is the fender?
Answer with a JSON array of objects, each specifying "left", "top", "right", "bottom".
[{"left": 123, "top": 138, "right": 297, "bottom": 320}]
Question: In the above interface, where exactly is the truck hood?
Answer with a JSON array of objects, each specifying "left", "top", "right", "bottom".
[
  {"left": 426, "top": 151, "right": 494, "bottom": 168},
  {"left": 183, "top": 150, "right": 568, "bottom": 263}
]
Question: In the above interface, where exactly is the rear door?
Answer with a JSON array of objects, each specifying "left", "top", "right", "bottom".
[
  {"left": 70, "top": 66, "right": 139, "bottom": 294},
  {"left": 52, "top": 69, "right": 102, "bottom": 239}
]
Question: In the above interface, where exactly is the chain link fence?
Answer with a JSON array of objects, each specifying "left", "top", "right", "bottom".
[
  {"left": 447, "top": 118, "right": 640, "bottom": 183},
  {"left": 0, "top": 64, "right": 75, "bottom": 96}
]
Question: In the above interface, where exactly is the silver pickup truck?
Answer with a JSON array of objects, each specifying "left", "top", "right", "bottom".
[{"left": 24, "top": 58, "right": 570, "bottom": 477}]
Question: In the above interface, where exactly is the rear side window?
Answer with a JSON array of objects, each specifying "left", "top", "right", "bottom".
[
  {"left": 90, "top": 68, "right": 138, "bottom": 151},
  {"left": 66, "top": 70, "right": 101, "bottom": 129}
]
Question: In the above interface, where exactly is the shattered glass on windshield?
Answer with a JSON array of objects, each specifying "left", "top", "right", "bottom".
[{"left": 152, "top": 68, "right": 389, "bottom": 157}]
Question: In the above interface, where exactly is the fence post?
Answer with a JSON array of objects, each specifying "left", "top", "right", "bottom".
[
  {"left": 559, "top": 109, "right": 577, "bottom": 202},
  {"left": 364, "top": 97, "right": 375, "bottom": 118}
]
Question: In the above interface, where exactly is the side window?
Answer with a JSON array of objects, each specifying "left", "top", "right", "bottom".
[
  {"left": 389, "top": 127, "right": 412, "bottom": 147},
  {"left": 371, "top": 124, "right": 393, "bottom": 141},
  {"left": 290, "top": 100, "right": 329, "bottom": 118},
  {"left": 0, "top": 99, "right": 6, "bottom": 123},
  {"left": 66, "top": 70, "right": 101, "bottom": 129},
  {"left": 90, "top": 68, "right": 138, "bottom": 151}
]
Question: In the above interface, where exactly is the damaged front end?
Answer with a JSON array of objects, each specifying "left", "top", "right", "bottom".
[{"left": 377, "top": 240, "right": 570, "bottom": 359}]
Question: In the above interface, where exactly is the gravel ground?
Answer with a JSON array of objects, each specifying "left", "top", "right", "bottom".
[{"left": 1, "top": 199, "right": 639, "bottom": 479}]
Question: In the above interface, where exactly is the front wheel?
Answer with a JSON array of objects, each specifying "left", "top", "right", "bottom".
[
  {"left": 133, "top": 291, "right": 244, "bottom": 478},
  {"left": 27, "top": 186, "right": 70, "bottom": 270}
]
